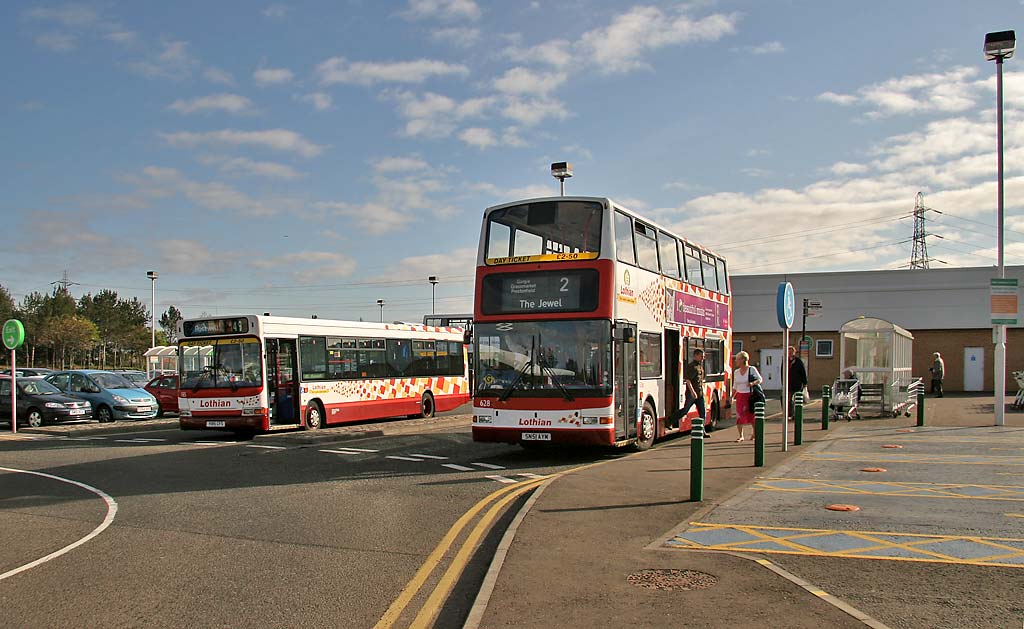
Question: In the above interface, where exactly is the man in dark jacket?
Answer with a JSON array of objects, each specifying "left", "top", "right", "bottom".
[{"left": 787, "top": 345, "right": 808, "bottom": 418}]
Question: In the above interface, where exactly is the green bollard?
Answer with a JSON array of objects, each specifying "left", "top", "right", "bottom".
[
  {"left": 917, "top": 389, "right": 925, "bottom": 427},
  {"left": 794, "top": 391, "right": 804, "bottom": 445},
  {"left": 690, "top": 416, "right": 704, "bottom": 502},
  {"left": 821, "top": 385, "right": 831, "bottom": 431},
  {"left": 754, "top": 401, "right": 766, "bottom": 467}
]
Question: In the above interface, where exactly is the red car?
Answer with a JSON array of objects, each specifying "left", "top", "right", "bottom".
[{"left": 144, "top": 375, "right": 179, "bottom": 416}]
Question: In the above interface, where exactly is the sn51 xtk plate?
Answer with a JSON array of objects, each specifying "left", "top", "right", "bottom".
[{"left": 521, "top": 432, "right": 551, "bottom": 441}]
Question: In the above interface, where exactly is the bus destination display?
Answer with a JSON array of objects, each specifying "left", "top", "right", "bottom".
[
  {"left": 481, "top": 269, "right": 598, "bottom": 314},
  {"left": 183, "top": 317, "right": 250, "bottom": 337}
]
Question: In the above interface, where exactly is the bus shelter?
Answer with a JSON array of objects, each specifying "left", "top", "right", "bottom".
[
  {"left": 144, "top": 345, "right": 180, "bottom": 377},
  {"left": 838, "top": 317, "right": 915, "bottom": 416}
]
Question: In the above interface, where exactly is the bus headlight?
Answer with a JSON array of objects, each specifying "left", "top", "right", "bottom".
[
  {"left": 473, "top": 415, "right": 492, "bottom": 424},
  {"left": 582, "top": 416, "right": 599, "bottom": 425}
]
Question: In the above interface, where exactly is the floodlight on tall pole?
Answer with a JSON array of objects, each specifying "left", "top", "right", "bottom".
[
  {"left": 551, "top": 162, "right": 573, "bottom": 196},
  {"left": 428, "top": 276, "right": 438, "bottom": 314},
  {"left": 146, "top": 270, "right": 158, "bottom": 377},
  {"left": 377, "top": 299, "right": 385, "bottom": 323},
  {"left": 986, "top": 30, "right": 1014, "bottom": 427}
]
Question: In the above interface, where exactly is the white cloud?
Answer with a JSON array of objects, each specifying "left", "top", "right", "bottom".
[
  {"left": 203, "top": 67, "right": 235, "bottom": 85},
  {"left": 297, "top": 92, "right": 333, "bottom": 111},
  {"left": 156, "top": 239, "right": 220, "bottom": 274},
  {"left": 159, "top": 128, "right": 326, "bottom": 158},
  {"left": 500, "top": 97, "right": 569, "bottom": 126},
  {"left": 313, "top": 201, "right": 412, "bottom": 235},
  {"left": 35, "top": 32, "right": 76, "bottom": 51},
  {"left": 205, "top": 156, "right": 305, "bottom": 180},
  {"left": 129, "top": 40, "right": 199, "bottom": 80},
  {"left": 403, "top": 0, "right": 481, "bottom": 21},
  {"left": 459, "top": 127, "right": 496, "bottom": 148},
  {"left": 24, "top": 5, "right": 101, "bottom": 27},
  {"left": 819, "top": 67, "right": 985, "bottom": 118},
  {"left": 254, "top": 66, "right": 294, "bottom": 86},
  {"left": 430, "top": 27, "right": 480, "bottom": 48},
  {"left": 817, "top": 91, "right": 857, "bottom": 106},
  {"left": 831, "top": 162, "right": 870, "bottom": 176},
  {"left": 104, "top": 31, "right": 137, "bottom": 45},
  {"left": 262, "top": 5, "right": 290, "bottom": 19},
  {"left": 503, "top": 39, "right": 573, "bottom": 68},
  {"left": 372, "top": 157, "right": 430, "bottom": 173},
  {"left": 493, "top": 67, "right": 567, "bottom": 95},
  {"left": 388, "top": 90, "right": 494, "bottom": 138},
  {"left": 252, "top": 251, "right": 358, "bottom": 281},
  {"left": 316, "top": 57, "right": 469, "bottom": 86},
  {"left": 577, "top": 6, "right": 739, "bottom": 74},
  {"left": 168, "top": 93, "right": 255, "bottom": 115},
  {"left": 137, "top": 166, "right": 282, "bottom": 217},
  {"left": 749, "top": 41, "right": 784, "bottom": 55}
]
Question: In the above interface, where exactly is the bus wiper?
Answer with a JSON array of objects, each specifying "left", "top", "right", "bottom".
[
  {"left": 499, "top": 335, "right": 536, "bottom": 402},
  {"left": 192, "top": 365, "right": 220, "bottom": 392},
  {"left": 540, "top": 363, "right": 575, "bottom": 402}
]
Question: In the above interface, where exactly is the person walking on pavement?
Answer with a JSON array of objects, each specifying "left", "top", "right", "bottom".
[
  {"left": 732, "top": 351, "right": 762, "bottom": 442},
  {"left": 680, "top": 348, "right": 711, "bottom": 436},
  {"left": 929, "top": 352, "right": 945, "bottom": 397},
  {"left": 787, "top": 345, "right": 808, "bottom": 418}
]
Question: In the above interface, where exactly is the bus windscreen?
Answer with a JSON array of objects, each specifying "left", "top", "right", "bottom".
[{"left": 485, "top": 201, "right": 603, "bottom": 264}]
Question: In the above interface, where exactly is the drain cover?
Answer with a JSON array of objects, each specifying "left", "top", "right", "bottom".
[{"left": 627, "top": 569, "right": 718, "bottom": 591}]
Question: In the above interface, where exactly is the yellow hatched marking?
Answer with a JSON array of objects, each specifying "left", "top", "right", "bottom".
[
  {"left": 755, "top": 477, "right": 1024, "bottom": 501},
  {"left": 810, "top": 590, "right": 829, "bottom": 597},
  {"left": 804, "top": 453, "right": 1024, "bottom": 467},
  {"left": 1006, "top": 513, "right": 1024, "bottom": 518},
  {"left": 675, "top": 522, "right": 1024, "bottom": 568}
]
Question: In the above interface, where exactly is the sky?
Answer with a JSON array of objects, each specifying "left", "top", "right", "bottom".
[{"left": 2, "top": 1, "right": 1022, "bottom": 325}]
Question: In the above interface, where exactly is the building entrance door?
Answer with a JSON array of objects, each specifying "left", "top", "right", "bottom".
[{"left": 964, "top": 347, "right": 984, "bottom": 391}]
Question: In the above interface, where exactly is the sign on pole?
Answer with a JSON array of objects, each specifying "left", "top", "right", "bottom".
[
  {"left": 4, "top": 319, "right": 25, "bottom": 434},
  {"left": 991, "top": 278, "right": 1019, "bottom": 325},
  {"left": 777, "top": 283, "right": 794, "bottom": 452}
]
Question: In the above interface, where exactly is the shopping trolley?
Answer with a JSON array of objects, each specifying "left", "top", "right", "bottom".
[
  {"left": 829, "top": 378, "right": 860, "bottom": 421},
  {"left": 1012, "top": 371, "right": 1024, "bottom": 410}
]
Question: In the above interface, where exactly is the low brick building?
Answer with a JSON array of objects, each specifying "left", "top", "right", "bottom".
[{"left": 731, "top": 266, "right": 1024, "bottom": 394}]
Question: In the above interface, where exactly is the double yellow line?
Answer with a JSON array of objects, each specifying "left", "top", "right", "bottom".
[{"left": 374, "top": 476, "right": 549, "bottom": 629}]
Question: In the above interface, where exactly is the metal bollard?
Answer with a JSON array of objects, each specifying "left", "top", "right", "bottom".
[
  {"left": 821, "top": 385, "right": 831, "bottom": 431},
  {"left": 754, "top": 401, "right": 766, "bottom": 467},
  {"left": 794, "top": 391, "right": 804, "bottom": 445},
  {"left": 917, "top": 389, "right": 925, "bottom": 427},
  {"left": 690, "top": 415, "right": 704, "bottom": 502}
]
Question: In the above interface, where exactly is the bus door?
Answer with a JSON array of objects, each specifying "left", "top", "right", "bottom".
[
  {"left": 266, "top": 338, "right": 299, "bottom": 425},
  {"left": 614, "top": 322, "right": 638, "bottom": 441},
  {"left": 665, "top": 329, "right": 681, "bottom": 426}
]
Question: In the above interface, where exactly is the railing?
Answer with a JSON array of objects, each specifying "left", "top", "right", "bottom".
[{"left": 892, "top": 377, "right": 923, "bottom": 417}]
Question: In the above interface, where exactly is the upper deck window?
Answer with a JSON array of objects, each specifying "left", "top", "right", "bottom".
[
  {"left": 614, "top": 211, "right": 635, "bottom": 265},
  {"left": 683, "top": 245, "right": 703, "bottom": 287},
  {"left": 485, "top": 201, "right": 603, "bottom": 264},
  {"left": 634, "top": 221, "right": 660, "bottom": 272},
  {"left": 658, "top": 232, "right": 680, "bottom": 278}
]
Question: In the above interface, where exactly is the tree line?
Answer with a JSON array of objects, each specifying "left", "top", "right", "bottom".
[{"left": 0, "top": 284, "right": 183, "bottom": 371}]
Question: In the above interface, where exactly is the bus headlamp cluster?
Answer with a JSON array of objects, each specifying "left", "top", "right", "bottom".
[{"left": 582, "top": 416, "right": 614, "bottom": 425}]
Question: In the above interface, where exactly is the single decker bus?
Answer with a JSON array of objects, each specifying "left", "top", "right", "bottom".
[
  {"left": 177, "top": 315, "right": 470, "bottom": 434},
  {"left": 471, "top": 196, "right": 731, "bottom": 449}
]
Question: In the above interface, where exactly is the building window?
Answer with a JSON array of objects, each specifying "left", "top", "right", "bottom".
[
  {"left": 816, "top": 339, "right": 833, "bottom": 358},
  {"left": 732, "top": 340, "right": 743, "bottom": 355}
]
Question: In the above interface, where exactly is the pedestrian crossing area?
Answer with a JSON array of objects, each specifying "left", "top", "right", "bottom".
[{"left": 0, "top": 431, "right": 548, "bottom": 484}]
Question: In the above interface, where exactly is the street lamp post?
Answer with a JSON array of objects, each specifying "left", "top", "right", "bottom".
[
  {"left": 551, "top": 162, "right": 573, "bottom": 196},
  {"left": 146, "top": 270, "right": 158, "bottom": 377},
  {"left": 986, "top": 30, "right": 1015, "bottom": 427},
  {"left": 377, "top": 299, "right": 385, "bottom": 323},
  {"left": 428, "top": 276, "right": 438, "bottom": 314}
]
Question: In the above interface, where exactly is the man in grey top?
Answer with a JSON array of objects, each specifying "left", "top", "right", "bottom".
[{"left": 929, "top": 352, "right": 945, "bottom": 397}]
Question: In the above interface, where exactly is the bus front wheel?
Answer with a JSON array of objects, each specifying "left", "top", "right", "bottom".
[
  {"left": 305, "top": 401, "right": 324, "bottom": 430},
  {"left": 633, "top": 401, "right": 656, "bottom": 451}
]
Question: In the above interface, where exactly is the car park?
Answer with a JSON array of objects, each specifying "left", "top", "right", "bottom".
[
  {"left": 144, "top": 374, "right": 179, "bottom": 416},
  {"left": 45, "top": 370, "right": 158, "bottom": 423},
  {"left": 0, "top": 375, "right": 93, "bottom": 427},
  {"left": 1, "top": 367, "right": 55, "bottom": 377},
  {"left": 113, "top": 370, "right": 150, "bottom": 387}
]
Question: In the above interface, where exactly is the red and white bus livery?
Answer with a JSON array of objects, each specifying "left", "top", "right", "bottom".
[
  {"left": 471, "top": 197, "right": 731, "bottom": 449},
  {"left": 177, "top": 315, "right": 470, "bottom": 433}
]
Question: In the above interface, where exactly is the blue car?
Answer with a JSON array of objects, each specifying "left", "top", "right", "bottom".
[{"left": 45, "top": 370, "right": 158, "bottom": 423}]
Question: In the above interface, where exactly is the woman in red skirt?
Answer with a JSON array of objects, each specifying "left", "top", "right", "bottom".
[{"left": 732, "top": 351, "right": 762, "bottom": 442}]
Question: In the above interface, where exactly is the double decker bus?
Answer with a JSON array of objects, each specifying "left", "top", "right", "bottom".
[
  {"left": 471, "top": 197, "right": 731, "bottom": 449},
  {"left": 177, "top": 315, "right": 470, "bottom": 434}
]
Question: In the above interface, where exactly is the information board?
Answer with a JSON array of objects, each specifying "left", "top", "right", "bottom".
[{"left": 480, "top": 269, "right": 599, "bottom": 315}]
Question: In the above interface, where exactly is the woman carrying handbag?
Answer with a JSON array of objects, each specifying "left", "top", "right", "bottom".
[{"left": 732, "top": 351, "right": 764, "bottom": 442}]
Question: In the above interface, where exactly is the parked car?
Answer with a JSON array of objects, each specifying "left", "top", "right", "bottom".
[
  {"left": 113, "top": 370, "right": 150, "bottom": 387},
  {"left": 45, "top": 370, "right": 158, "bottom": 423},
  {"left": 1, "top": 367, "right": 56, "bottom": 377},
  {"left": 0, "top": 375, "right": 93, "bottom": 427},
  {"left": 144, "top": 374, "right": 179, "bottom": 416}
]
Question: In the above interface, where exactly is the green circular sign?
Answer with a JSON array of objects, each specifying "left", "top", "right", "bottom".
[{"left": 3, "top": 319, "right": 25, "bottom": 350}]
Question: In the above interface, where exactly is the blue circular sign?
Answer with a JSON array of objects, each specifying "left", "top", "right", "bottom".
[{"left": 777, "top": 282, "right": 795, "bottom": 329}]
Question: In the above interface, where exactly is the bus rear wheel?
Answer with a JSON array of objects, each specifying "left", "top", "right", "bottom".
[
  {"left": 418, "top": 392, "right": 436, "bottom": 419},
  {"left": 305, "top": 402, "right": 324, "bottom": 430},
  {"left": 633, "top": 401, "right": 656, "bottom": 451}
]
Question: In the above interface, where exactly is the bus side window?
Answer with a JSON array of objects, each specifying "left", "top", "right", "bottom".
[
  {"left": 701, "top": 254, "right": 718, "bottom": 292},
  {"left": 614, "top": 211, "right": 636, "bottom": 265},
  {"left": 716, "top": 257, "right": 729, "bottom": 294},
  {"left": 683, "top": 245, "right": 703, "bottom": 286},
  {"left": 658, "top": 231, "right": 680, "bottom": 278},
  {"left": 488, "top": 222, "right": 511, "bottom": 258},
  {"left": 634, "top": 221, "right": 660, "bottom": 272}
]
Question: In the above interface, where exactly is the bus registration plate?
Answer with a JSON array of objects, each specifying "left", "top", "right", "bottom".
[
  {"left": 206, "top": 420, "right": 226, "bottom": 428},
  {"left": 521, "top": 432, "right": 551, "bottom": 441}
]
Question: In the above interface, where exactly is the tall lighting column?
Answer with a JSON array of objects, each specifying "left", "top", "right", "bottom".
[
  {"left": 986, "top": 30, "right": 1014, "bottom": 426},
  {"left": 146, "top": 270, "right": 158, "bottom": 377},
  {"left": 377, "top": 299, "right": 385, "bottom": 323},
  {"left": 428, "top": 276, "right": 438, "bottom": 314}
]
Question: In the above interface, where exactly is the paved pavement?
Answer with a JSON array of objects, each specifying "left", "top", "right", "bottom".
[{"left": 472, "top": 395, "right": 1024, "bottom": 629}]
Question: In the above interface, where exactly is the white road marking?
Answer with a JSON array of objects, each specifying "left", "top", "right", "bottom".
[
  {"left": 115, "top": 438, "right": 166, "bottom": 443},
  {"left": 471, "top": 462, "right": 505, "bottom": 470},
  {"left": 0, "top": 467, "right": 117, "bottom": 582},
  {"left": 442, "top": 463, "right": 475, "bottom": 472},
  {"left": 516, "top": 473, "right": 546, "bottom": 479},
  {"left": 63, "top": 437, "right": 106, "bottom": 441},
  {"left": 485, "top": 475, "right": 518, "bottom": 484},
  {"left": 130, "top": 438, "right": 166, "bottom": 442},
  {"left": 409, "top": 454, "right": 448, "bottom": 460},
  {"left": 386, "top": 455, "right": 424, "bottom": 462},
  {"left": 192, "top": 441, "right": 228, "bottom": 445},
  {"left": 247, "top": 445, "right": 286, "bottom": 450},
  {"left": 336, "top": 447, "right": 378, "bottom": 452},
  {"left": 322, "top": 449, "right": 373, "bottom": 455}
]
